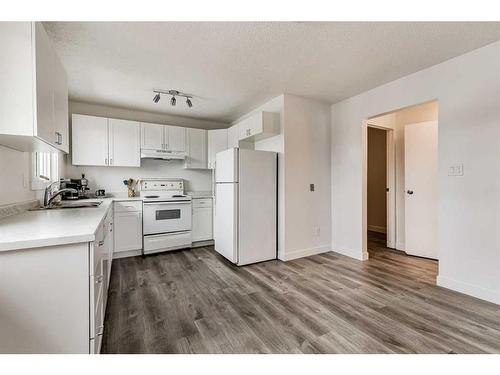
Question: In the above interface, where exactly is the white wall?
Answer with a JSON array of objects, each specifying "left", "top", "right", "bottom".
[
  {"left": 234, "top": 94, "right": 331, "bottom": 261},
  {"left": 0, "top": 146, "right": 34, "bottom": 206},
  {"left": 331, "top": 41, "right": 500, "bottom": 304},
  {"left": 283, "top": 95, "right": 331, "bottom": 260},
  {"left": 65, "top": 101, "right": 222, "bottom": 194}
]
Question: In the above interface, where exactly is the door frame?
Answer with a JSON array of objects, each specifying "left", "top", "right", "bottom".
[{"left": 362, "top": 122, "right": 396, "bottom": 258}]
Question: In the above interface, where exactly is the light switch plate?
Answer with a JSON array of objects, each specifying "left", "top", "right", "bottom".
[{"left": 448, "top": 163, "right": 464, "bottom": 176}]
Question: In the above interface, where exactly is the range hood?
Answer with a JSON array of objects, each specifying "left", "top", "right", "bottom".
[{"left": 140, "top": 149, "right": 186, "bottom": 160}]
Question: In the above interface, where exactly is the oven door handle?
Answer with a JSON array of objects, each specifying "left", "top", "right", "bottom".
[{"left": 143, "top": 200, "right": 191, "bottom": 205}]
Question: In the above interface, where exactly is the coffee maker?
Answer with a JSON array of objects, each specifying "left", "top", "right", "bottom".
[{"left": 60, "top": 174, "right": 90, "bottom": 200}]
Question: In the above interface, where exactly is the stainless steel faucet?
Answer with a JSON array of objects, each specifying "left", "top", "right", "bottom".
[{"left": 43, "top": 181, "right": 78, "bottom": 207}]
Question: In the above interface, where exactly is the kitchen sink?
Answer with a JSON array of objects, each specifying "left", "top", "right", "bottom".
[{"left": 30, "top": 201, "right": 103, "bottom": 211}]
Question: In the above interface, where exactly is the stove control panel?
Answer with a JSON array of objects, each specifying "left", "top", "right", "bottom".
[{"left": 141, "top": 179, "right": 184, "bottom": 192}]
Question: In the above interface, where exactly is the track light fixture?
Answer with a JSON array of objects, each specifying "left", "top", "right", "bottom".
[{"left": 152, "top": 89, "right": 193, "bottom": 108}]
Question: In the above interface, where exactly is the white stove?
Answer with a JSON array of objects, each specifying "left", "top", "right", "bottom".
[
  {"left": 140, "top": 178, "right": 192, "bottom": 202},
  {"left": 140, "top": 178, "right": 192, "bottom": 255}
]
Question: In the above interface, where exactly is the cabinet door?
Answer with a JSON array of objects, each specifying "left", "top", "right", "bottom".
[
  {"left": 141, "top": 122, "right": 164, "bottom": 150},
  {"left": 185, "top": 128, "right": 207, "bottom": 169},
  {"left": 192, "top": 207, "right": 213, "bottom": 242},
  {"left": 109, "top": 118, "right": 140, "bottom": 167},
  {"left": 102, "top": 209, "right": 114, "bottom": 308},
  {"left": 53, "top": 55, "right": 69, "bottom": 153},
  {"left": 166, "top": 125, "right": 186, "bottom": 152},
  {"left": 71, "top": 114, "right": 109, "bottom": 166},
  {"left": 34, "top": 22, "right": 56, "bottom": 146},
  {"left": 208, "top": 128, "right": 228, "bottom": 169},
  {"left": 113, "top": 211, "right": 143, "bottom": 253},
  {"left": 227, "top": 124, "right": 239, "bottom": 149}
]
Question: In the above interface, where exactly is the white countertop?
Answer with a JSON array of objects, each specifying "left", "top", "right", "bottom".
[
  {"left": 187, "top": 191, "right": 213, "bottom": 199},
  {"left": 0, "top": 192, "right": 211, "bottom": 253},
  {"left": 0, "top": 197, "right": 135, "bottom": 253}
]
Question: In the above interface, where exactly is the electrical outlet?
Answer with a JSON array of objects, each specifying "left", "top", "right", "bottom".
[
  {"left": 310, "top": 183, "right": 315, "bottom": 192},
  {"left": 448, "top": 163, "right": 464, "bottom": 176}
]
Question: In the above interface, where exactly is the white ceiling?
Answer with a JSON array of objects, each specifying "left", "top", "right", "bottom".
[{"left": 44, "top": 22, "right": 500, "bottom": 123}]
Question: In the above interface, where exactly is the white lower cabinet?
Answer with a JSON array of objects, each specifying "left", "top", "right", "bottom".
[
  {"left": 192, "top": 198, "right": 213, "bottom": 242},
  {"left": 0, "top": 205, "right": 114, "bottom": 354},
  {"left": 113, "top": 201, "right": 143, "bottom": 256}
]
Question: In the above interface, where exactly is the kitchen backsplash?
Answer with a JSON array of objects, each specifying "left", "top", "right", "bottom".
[{"left": 64, "top": 156, "right": 212, "bottom": 194}]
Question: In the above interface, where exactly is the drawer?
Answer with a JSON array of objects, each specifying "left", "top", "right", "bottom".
[
  {"left": 114, "top": 200, "right": 142, "bottom": 213},
  {"left": 143, "top": 231, "right": 192, "bottom": 254},
  {"left": 192, "top": 198, "right": 213, "bottom": 208}
]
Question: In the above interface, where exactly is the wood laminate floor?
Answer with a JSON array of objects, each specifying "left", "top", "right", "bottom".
[{"left": 101, "top": 235, "right": 500, "bottom": 354}]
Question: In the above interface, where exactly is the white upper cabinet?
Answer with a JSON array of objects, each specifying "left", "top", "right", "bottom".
[
  {"left": 53, "top": 56, "right": 69, "bottom": 153},
  {"left": 34, "top": 22, "right": 56, "bottom": 147},
  {"left": 207, "top": 129, "right": 228, "bottom": 169},
  {"left": 141, "top": 122, "right": 164, "bottom": 150},
  {"left": 237, "top": 111, "right": 280, "bottom": 142},
  {"left": 0, "top": 22, "right": 69, "bottom": 153},
  {"left": 72, "top": 115, "right": 109, "bottom": 166},
  {"left": 72, "top": 115, "right": 140, "bottom": 167},
  {"left": 140, "top": 123, "right": 186, "bottom": 153},
  {"left": 184, "top": 128, "right": 208, "bottom": 169},
  {"left": 227, "top": 124, "right": 240, "bottom": 149},
  {"left": 108, "top": 119, "right": 141, "bottom": 167},
  {"left": 166, "top": 125, "right": 186, "bottom": 152}
]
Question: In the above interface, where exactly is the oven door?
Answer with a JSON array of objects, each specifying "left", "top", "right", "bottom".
[{"left": 143, "top": 200, "right": 192, "bottom": 235}]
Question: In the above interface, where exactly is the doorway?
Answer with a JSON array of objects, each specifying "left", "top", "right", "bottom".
[
  {"left": 363, "top": 100, "right": 439, "bottom": 266},
  {"left": 367, "top": 126, "right": 393, "bottom": 250}
]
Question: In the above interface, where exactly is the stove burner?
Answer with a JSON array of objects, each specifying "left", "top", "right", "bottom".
[{"left": 144, "top": 195, "right": 160, "bottom": 199}]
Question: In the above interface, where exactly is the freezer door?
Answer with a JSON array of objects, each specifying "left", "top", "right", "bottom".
[
  {"left": 238, "top": 149, "right": 277, "bottom": 265},
  {"left": 215, "top": 148, "right": 238, "bottom": 183},
  {"left": 214, "top": 183, "right": 238, "bottom": 263}
]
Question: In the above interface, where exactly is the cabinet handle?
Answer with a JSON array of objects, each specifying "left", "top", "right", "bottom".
[
  {"left": 105, "top": 158, "right": 108, "bottom": 165},
  {"left": 110, "top": 158, "right": 113, "bottom": 165},
  {"left": 98, "top": 240, "right": 104, "bottom": 246},
  {"left": 97, "top": 325, "right": 104, "bottom": 336},
  {"left": 55, "top": 132, "right": 62, "bottom": 145},
  {"left": 96, "top": 275, "right": 103, "bottom": 283}
]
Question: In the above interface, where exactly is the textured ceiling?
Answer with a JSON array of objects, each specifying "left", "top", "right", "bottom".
[{"left": 43, "top": 22, "right": 500, "bottom": 123}]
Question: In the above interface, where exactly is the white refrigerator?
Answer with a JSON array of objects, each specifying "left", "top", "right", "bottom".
[{"left": 214, "top": 148, "right": 277, "bottom": 266}]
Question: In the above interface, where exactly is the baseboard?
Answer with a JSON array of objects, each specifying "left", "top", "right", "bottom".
[
  {"left": 113, "top": 249, "right": 142, "bottom": 259},
  {"left": 331, "top": 245, "right": 369, "bottom": 261},
  {"left": 437, "top": 275, "right": 500, "bottom": 305},
  {"left": 367, "top": 225, "right": 387, "bottom": 234},
  {"left": 191, "top": 240, "right": 214, "bottom": 248},
  {"left": 280, "top": 245, "right": 331, "bottom": 261},
  {"left": 396, "top": 241, "right": 405, "bottom": 251}
]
